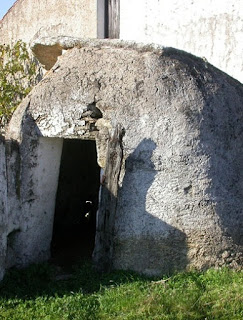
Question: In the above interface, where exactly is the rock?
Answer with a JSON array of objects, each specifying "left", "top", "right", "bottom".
[{"left": 30, "top": 37, "right": 165, "bottom": 70}]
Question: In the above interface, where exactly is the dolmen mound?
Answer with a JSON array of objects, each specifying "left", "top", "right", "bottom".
[{"left": 1, "top": 39, "right": 242, "bottom": 280}]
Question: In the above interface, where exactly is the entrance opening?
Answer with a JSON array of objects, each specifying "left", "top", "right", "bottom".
[{"left": 51, "top": 139, "right": 100, "bottom": 269}]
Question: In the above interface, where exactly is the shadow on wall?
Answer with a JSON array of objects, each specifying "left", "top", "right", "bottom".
[
  {"left": 162, "top": 48, "right": 243, "bottom": 250},
  {"left": 199, "top": 82, "right": 243, "bottom": 248},
  {"left": 95, "top": 136, "right": 188, "bottom": 275},
  {"left": 116, "top": 138, "right": 188, "bottom": 275}
]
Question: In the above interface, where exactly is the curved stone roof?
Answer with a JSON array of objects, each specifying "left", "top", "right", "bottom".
[{"left": 5, "top": 40, "right": 242, "bottom": 275}]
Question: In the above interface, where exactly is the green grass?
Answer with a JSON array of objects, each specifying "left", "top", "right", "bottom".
[{"left": 0, "top": 262, "right": 242, "bottom": 320}]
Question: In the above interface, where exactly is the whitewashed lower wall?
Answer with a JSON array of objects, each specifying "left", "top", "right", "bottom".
[
  {"left": 120, "top": 0, "right": 243, "bottom": 83},
  {"left": 0, "top": 135, "right": 63, "bottom": 275},
  {"left": 13, "top": 137, "right": 63, "bottom": 267}
]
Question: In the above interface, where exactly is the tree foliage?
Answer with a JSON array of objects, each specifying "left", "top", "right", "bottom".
[{"left": 0, "top": 41, "right": 39, "bottom": 130}]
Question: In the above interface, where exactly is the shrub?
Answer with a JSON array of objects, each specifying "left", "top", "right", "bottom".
[{"left": 0, "top": 40, "right": 39, "bottom": 130}]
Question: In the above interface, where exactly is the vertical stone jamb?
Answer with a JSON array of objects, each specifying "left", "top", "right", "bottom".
[{"left": 93, "top": 124, "right": 124, "bottom": 271}]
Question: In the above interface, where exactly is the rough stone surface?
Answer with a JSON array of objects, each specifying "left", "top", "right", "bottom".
[
  {"left": 0, "top": 0, "right": 97, "bottom": 45},
  {"left": 0, "top": 136, "right": 7, "bottom": 280},
  {"left": 30, "top": 37, "right": 167, "bottom": 70},
  {"left": 120, "top": 0, "right": 243, "bottom": 83},
  {"left": 1, "top": 40, "right": 243, "bottom": 279}
]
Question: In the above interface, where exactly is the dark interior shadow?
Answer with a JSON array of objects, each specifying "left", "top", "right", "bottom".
[{"left": 51, "top": 139, "right": 100, "bottom": 270}]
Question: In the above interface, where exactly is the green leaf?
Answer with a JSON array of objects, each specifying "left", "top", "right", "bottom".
[{"left": 0, "top": 40, "right": 39, "bottom": 131}]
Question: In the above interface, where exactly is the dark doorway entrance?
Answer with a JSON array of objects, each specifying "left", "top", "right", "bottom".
[{"left": 51, "top": 139, "right": 100, "bottom": 269}]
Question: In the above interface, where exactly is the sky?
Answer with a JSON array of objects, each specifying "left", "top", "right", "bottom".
[{"left": 0, "top": 0, "right": 16, "bottom": 19}]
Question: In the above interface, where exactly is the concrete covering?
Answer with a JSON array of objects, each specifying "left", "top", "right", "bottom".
[
  {"left": 0, "top": 0, "right": 97, "bottom": 44},
  {"left": 1, "top": 40, "right": 243, "bottom": 280},
  {"left": 120, "top": 0, "right": 243, "bottom": 83}
]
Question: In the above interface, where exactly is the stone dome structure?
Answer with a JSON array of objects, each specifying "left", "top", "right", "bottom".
[{"left": 0, "top": 40, "right": 243, "bottom": 280}]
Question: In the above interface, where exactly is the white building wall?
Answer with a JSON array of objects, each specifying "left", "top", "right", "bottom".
[
  {"left": 2, "top": 0, "right": 242, "bottom": 82},
  {"left": 0, "top": 0, "right": 98, "bottom": 45},
  {"left": 120, "top": 0, "right": 243, "bottom": 83}
]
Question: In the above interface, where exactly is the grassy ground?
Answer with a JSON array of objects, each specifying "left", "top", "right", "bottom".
[{"left": 0, "top": 262, "right": 242, "bottom": 320}]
